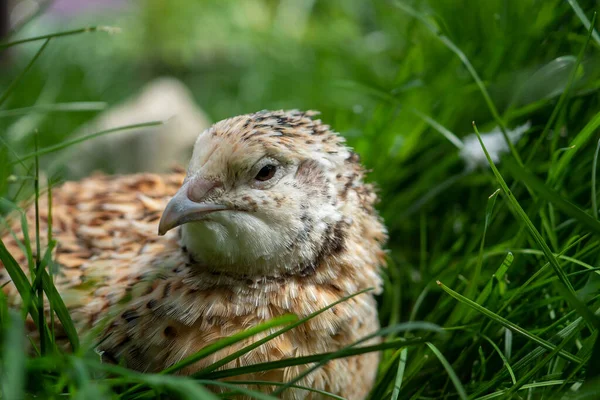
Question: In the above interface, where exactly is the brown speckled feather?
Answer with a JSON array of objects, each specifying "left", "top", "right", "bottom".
[{"left": 1, "top": 110, "right": 387, "bottom": 400}]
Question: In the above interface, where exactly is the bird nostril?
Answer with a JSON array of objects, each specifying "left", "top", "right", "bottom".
[{"left": 187, "top": 177, "right": 222, "bottom": 203}]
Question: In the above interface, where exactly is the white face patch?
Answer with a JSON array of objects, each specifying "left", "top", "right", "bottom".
[
  {"left": 181, "top": 208, "right": 320, "bottom": 275},
  {"left": 171, "top": 110, "right": 361, "bottom": 276},
  {"left": 179, "top": 165, "right": 344, "bottom": 276}
]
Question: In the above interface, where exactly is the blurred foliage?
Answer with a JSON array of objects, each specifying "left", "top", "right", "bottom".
[{"left": 5, "top": 0, "right": 598, "bottom": 258}]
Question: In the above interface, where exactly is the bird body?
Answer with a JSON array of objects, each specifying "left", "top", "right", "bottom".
[{"left": 1, "top": 110, "right": 387, "bottom": 399}]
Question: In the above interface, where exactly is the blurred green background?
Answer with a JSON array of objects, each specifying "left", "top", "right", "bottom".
[
  {"left": 3, "top": 0, "right": 598, "bottom": 268},
  {"left": 2, "top": 0, "right": 600, "bottom": 397}
]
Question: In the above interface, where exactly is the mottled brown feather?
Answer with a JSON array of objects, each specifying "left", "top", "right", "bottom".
[{"left": 1, "top": 110, "right": 387, "bottom": 400}]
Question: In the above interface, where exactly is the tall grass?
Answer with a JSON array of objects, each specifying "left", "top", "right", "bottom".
[{"left": 1, "top": 0, "right": 600, "bottom": 398}]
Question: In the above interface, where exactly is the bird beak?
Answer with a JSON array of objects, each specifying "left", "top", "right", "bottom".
[{"left": 158, "top": 178, "right": 227, "bottom": 235}]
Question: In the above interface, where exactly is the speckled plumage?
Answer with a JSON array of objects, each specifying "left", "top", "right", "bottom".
[{"left": 1, "top": 110, "right": 387, "bottom": 399}]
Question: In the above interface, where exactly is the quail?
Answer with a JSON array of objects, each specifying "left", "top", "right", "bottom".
[{"left": 1, "top": 110, "right": 387, "bottom": 399}]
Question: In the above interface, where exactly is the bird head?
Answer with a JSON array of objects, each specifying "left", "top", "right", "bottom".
[{"left": 158, "top": 110, "right": 377, "bottom": 276}]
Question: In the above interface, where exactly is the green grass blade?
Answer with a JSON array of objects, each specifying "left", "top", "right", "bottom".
[
  {"left": 0, "top": 102, "right": 107, "bottom": 118},
  {"left": 550, "top": 110, "right": 600, "bottom": 185},
  {"left": 122, "top": 314, "right": 297, "bottom": 398},
  {"left": 567, "top": 1, "right": 600, "bottom": 46},
  {"left": 426, "top": 342, "right": 468, "bottom": 400},
  {"left": 395, "top": 1, "right": 521, "bottom": 165},
  {"left": 503, "top": 158, "right": 600, "bottom": 234},
  {"left": 593, "top": 139, "right": 600, "bottom": 220},
  {"left": 46, "top": 177, "right": 55, "bottom": 341},
  {"left": 1, "top": 310, "right": 25, "bottom": 400},
  {"left": 206, "top": 380, "right": 344, "bottom": 400},
  {"left": 133, "top": 376, "right": 218, "bottom": 400},
  {"left": 0, "top": 237, "right": 53, "bottom": 350},
  {"left": 409, "top": 108, "right": 463, "bottom": 149},
  {"left": 70, "top": 358, "right": 108, "bottom": 400},
  {"left": 479, "top": 333, "right": 517, "bottom": 385},
  {"left": 506, "top": 318, "right": 585, "bottom": 396},
  {"left": 0, "top": 238, "right": 35, "bottom": 318},
  {"left": 81, "top": 359, "right": 219, "bottom": 400},
  {"left": 472, "top": 122, "right": 600, "bottom": 330},
  {"left": 0, "top": 26, "right": 121, "bottom": 49},
  {"left": 197, "top": 288, "right": 373, "bottom": 375},
  {"left": 420, "top": 211, "right": 427, "bottom": 279},
  {"left": 0, "top": 136, "right": 28, "bottom": 170},
  {"left": 33, "top": 133, "right": 46, "bottom": 355},
  {"left": 490, "top": 235, "right": 591, "bottom": 319},
  {"left": 0, "top": 39, "right": 50, "bottom": 107},
  {"left": 15, "top": 121, "right": 163, "bottom": 164},
  {"left": 390, "top": 347, "right": 408, "bottom": 400},
  {"left": 31, "top": 240, "right": 55, "bottom": 290},
  {"left": 271, "top": 322, "right": 441, "bottom": 396},
  {"left": 19, "top": 211, "right": 34, "bottom": 276},
  {"left": 200, "top": 338, "right": 426, "bottom": 381},
  {"left": 463, "top": 189, "right": 500, "bottom": 318},
  {"left": 473, "top": 380, "right": 565, "bottom": 400},
  {"left": 162, "top": 314, "right": 296, "bottom": 374},
  {"left": 192, "top": 381, "right": 280, "bottom": 400},
  {"left": 524, "top": 12, "right": 596, "bottom": 166},
  {"left": 474, "top": 252, "right": 514, "bottom": 307},
  {"left": 475, "top": 314, "right": 591, "bottom": 398},
  {"left": 41, "top": 268, "right": 80, "bottom": 351},
  {"left": 437, "top": 280, "right": 582, "bottom": 364}
]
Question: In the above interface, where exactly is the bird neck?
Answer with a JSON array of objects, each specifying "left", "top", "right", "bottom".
[
  {"left": 179, "top": 214, "right": 352, "bottom": 279},
  {"left": 179, "top": 223, "right": 313, "bottom": 277},
  {"left": 177, "top": 193, "right": 387, "bottom": 285},
  {"left": 177, "top": 227, "right": 384, "bottom": 295}
]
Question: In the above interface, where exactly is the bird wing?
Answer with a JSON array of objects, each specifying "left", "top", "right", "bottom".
[{"left": 0, "top": 171, "right": 186, "bottom": 339}]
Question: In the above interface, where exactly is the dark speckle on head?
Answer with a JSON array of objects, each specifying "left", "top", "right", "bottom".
[
  {"left": 116, "top": 334, "right": 131, "bottom": 348},
  {"left": 101, "top": 350, "right": 119, "bottom": 365},
  {"left": 121, "top": 309, "right": 139, "bottom": 323},
  {"left": 163, "top": 326, "right": 177, "bottom": 339},
  {"left": 128, "top": 345, "right": 143, "bottom": 360},
  {"left": 340, "top": 173, "right": 357, "bottom": 200},
  {"left": 295, "top": 160, "right": 326, "bottom": 187},
  {"left": 162, "top": 282, "right": 172, "bottom": 299},
  {"left": 346, "top": 151, "right": 360, "bottom": 164},
  {"left": 318, "top": 220, "right": 347, "bottom": 259},
  {"left": 146, "top": 299, "right": 157, "bottom": 309}
]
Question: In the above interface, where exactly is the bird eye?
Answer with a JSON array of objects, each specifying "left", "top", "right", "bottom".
[{"left": 255, "top": 165, "right": 277, "bottom": 181}]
